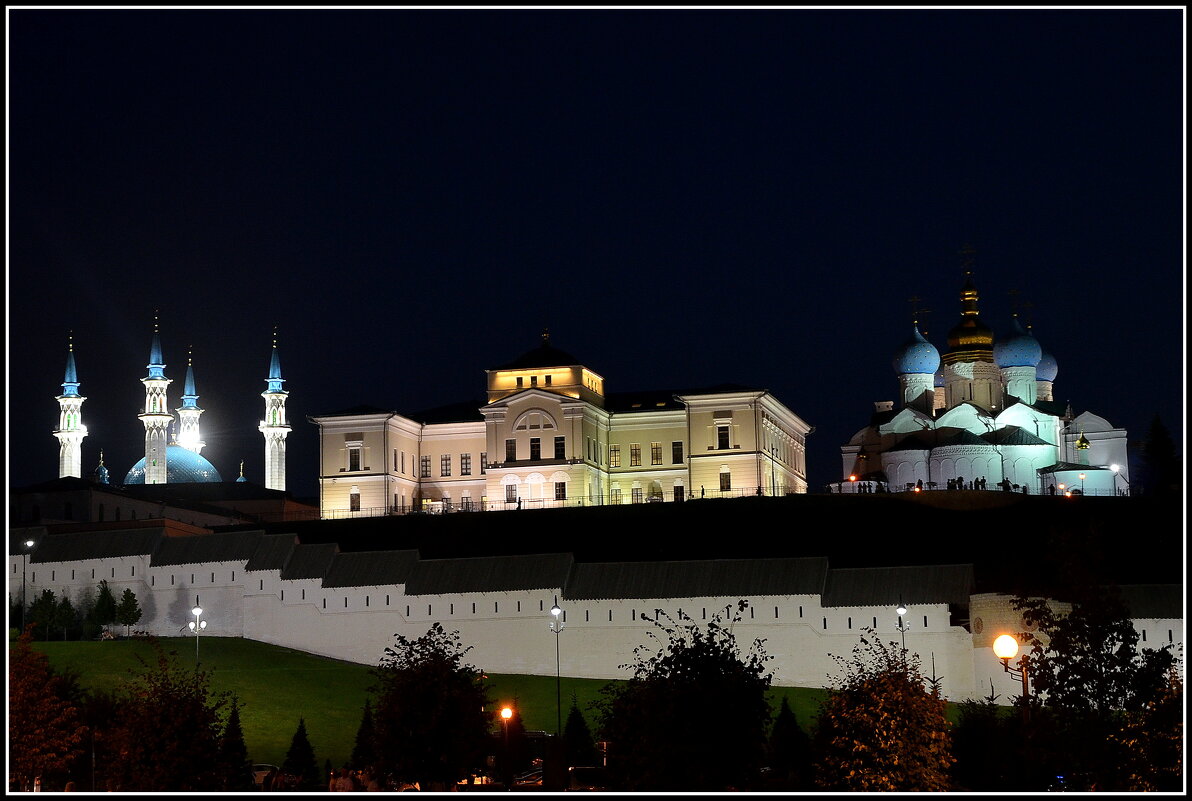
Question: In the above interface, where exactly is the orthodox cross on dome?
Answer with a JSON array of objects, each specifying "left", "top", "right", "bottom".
[
  {"left": 958, "top": 243, "right": 977, "bottom": 275},
  {"left": 907, "top": 295, "right": 932, "bottom": 332},
  {"left": 541, "top": 328, "right": 550, "bottom": 345}
]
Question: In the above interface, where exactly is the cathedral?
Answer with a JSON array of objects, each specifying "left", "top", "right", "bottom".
[
  {"left": 51, "top": 321, "right": 292, "bottom": 491},
  {"left": 839, "top": 274, "right": 1130, "bottom": 496}
]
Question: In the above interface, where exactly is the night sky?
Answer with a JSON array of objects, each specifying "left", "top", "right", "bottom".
[{"left": 8, "top": 9, "right": 1184, "bottom": 502}]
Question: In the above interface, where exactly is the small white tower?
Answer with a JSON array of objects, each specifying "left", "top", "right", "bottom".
[
  {"left": 259, "top": 330, "right": 291, "bottom": 491},
  {"left": 139, "top": 315, "right": 173, "bottom": 485},
  {"left": 53, "top": 333, "right": 88, "bottom": 478},
  {"left": 175, "top": 348, "right": 206, "bottom": 454}
]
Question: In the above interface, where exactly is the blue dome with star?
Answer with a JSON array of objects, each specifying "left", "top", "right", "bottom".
[
  {"left": 124, "top": 445, "right": 222, "bottom": 484},
  {"left": 892, "top": 324, "right": 941, "bottom": 375},
  {"left": 1036, "top": 350, "right": 1058, "bottom": 382},
  {"left": 993, "top": 316, "right": 1043, "bottom": 368}
]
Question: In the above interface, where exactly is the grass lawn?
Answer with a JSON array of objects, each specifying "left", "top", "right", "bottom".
[{"left": 20, "top": 635, "right": 902, "bottom": 769}]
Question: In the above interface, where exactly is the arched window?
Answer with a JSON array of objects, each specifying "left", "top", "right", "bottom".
[{"left": 512, "top": 408, "right": 558, "bottom": 432}]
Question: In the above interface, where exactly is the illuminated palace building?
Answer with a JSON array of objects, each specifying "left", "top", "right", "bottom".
[
  {"left": 839, "top": 274, "right": 1130, "bottom": 497},
  {"left": 310, "top": 333, "right": 812, "bottom": 518}
]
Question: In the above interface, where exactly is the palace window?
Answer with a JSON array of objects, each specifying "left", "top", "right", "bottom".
[
  {"left": 720, "top": 469, "right": 732, "bottom": 492},
  {"left": 717, "top": 426, "right": 730, "bottom": 450},
  {"left": 609, "top": 445, "right": 621, "bottom": 468},
  {"left": 350, "top": 490, "right": 361, "bottom": 512},
  {"left": 530, "top": 437, "right": 541, "bottom": 460},
  {"left": 555, "top": 482, "right": 567, "bottom": 500},
  {"left": 516, "top": 377, "right": 523, "bottom": 388},
  {"left": 441, "top": 454, "right": 451, "bottom": 477},
  {"left": 611, "top": 487, "right": 622, "bottom": 504},
  {"left": 505, "top": 439, "right": 516, "bottom": 462},
  {"left": 554, "top": 436, "right": 565, "bottom": 460},
  {"left": 531, "top": 376, "right": 538, "bottom": 387},
  {"left": 506, "top": 484, "right": 518, "bottom": 504},
  {"left": 349, "top": 447, "right": 361, "bottom": 471},
  {"left": 480, "top": 453, "right": 487, "bottom": 474},
  {"left": 630, "top": 444, "right": 641, "bottom": 466},
  {"left": 672, "top": 441, "right": 684, "bottom": 464},
  {"left": 632, "top": 487, "right": 643, "bottom": 504},
  {"left": 420, "top": 456, "right": 431, "bottom": 478},
  {"left": 651, "top": 442, "right": 662, "bottom": 465},
  {"left": 461, "top": 453, "right": 472, "bottom": 475}
]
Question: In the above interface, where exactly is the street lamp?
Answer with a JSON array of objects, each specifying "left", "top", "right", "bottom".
[
  {"left": 1079, "top": 472, "right": 1086, "bottom": 495},
  {"left": 993, "top": 634, "right": 1030, "bottom": 722},
  {"left": 188, "top": 605, "right": 207, "bottom": 666},
  {"left": 20, "top": 539, "right": 35, "bottom": 632},
  {"left": 895, "top": 596, "right": 909, "bottom": 650},
  {"left": 500, "top": 706, "right": 513, "bottom": 791},
  {"left": 550, "top": 597, "right": 564, "bottom": 738}
]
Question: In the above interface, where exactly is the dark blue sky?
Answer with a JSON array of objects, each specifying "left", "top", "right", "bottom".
[{"left": 8, "top": 9, "right": 1184, "bottom": 500}]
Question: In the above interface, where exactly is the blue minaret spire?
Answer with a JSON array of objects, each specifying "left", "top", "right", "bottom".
[
  {"left": 139, "top": 312, "right": 173, "bottom": 483},
  {"left": 267, "top": 331, "right": 285, "bottom": 393},
  {"left": 61, "top": 331, "right": 81, "bottom": 396},
  {"left": 181, "top": 348, "right": 200, "bottom": 409},
  {"left": 146, "top": 313, "right": 167, "bottom": 380},
  {"left": 176, "top": 346, "right": 206, "bottom": 454},
  {"left": 259, "top": 326, "right": 291, "bottom": 490}
]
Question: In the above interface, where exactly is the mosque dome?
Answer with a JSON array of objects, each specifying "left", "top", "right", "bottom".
[
  {"left": 1036, "top": 350, "right": 1059, "bottom": 382},
  {"left": 124, "top": 444, "right": 223, "bottom": 484},
  {"left": 993, "top": 316, "right": 1043, "bottom": 368},
  {"left": 892, "top": 324, "right": 941, "bottom": 375}
]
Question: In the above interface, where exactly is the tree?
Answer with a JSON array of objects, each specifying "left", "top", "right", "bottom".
[
  {"left": 562, "top": 694, "right": 598, "bottom": 768},
  {"left": 370, "top": 623, "right": 492, "bottom": 789},
  {"left": 765, "top": 697, "right": 813, "bottom": 790},
  {"left": 8, "top": 628, "right": 89, "bottom": 790},
  {"left": 27, "top": 588, "right": 58, "bottom": 640},
  {"left": 219, "top": 698, "right": 254, "bottom": 791},
  {"left": 1011, "top": 583, "right": 1178, "bottom": 789},
  {"left": 115, "top": 588, "right": 143, "bottom": 637},
  {"left": 596, "top": 602, "right": 773, "bottom": 791},
  {"left": 1112, "top": 668, "right": 1183, "bottom": 791},
  {"left": 349, "top": 698, "right": 377, "bottom": 772},
  {"left": 282, "top": 718, "right": 321, "bottom": 789},
  {"left": 812, "top": 631, "right": 954, "bottom": 790},
  {"left": 53, "top": 595, "right": 77, "bottom": 641},
  {"left": 103, "top": 640, "right": 231, "bottom": 791},
  {"left": 950, "top": 682, "right": 1021, "bottom": 790},
  {"left": 90, "top": 580, "right": 117, "bottom": 632}
]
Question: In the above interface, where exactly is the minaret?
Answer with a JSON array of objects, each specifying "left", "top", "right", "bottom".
[
  {"left": 53, "top": 332, "right": 88, "bottom": 478},
  {"left": 175, "top": 348, "right": 206, "bottom": 454},
  {"left": 259, "top": 329, "right": 291, "bottom": 491},
  {"left": 138, "top": 314, "right": 173, "bottom": 484}
]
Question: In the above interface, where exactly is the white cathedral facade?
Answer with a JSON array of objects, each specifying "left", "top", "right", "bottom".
[
  {"left": 839, "top": 275, "right": 1130, "bottom": 497},
  {"left": 51, "top": 321, "right": 291, "bottom": 492},
  {"left": 309, "top": 334, "right": 812, "bottom": 519}
]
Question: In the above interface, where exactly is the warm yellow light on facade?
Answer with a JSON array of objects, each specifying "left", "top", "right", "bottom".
[{"left": 992, "top": 634, "right": 1019, "bottom": 660}]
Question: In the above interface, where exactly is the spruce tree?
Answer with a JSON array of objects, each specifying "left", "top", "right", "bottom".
[
  {"left": 91, "top": 580, "right": 117, "bottom": 632},
  {"left": 219, "top": 699, "right": 254, "bottom": 791},
  {"left": 115, "top": 588, "right": 143, "bottom": 637},
  {"left": 282, "top": 718, "right": 320, "bottom": 789},
  {"left": 349, "top": 698, "right": 377, "bottom": 772},
  {"left": 563, "top": 695, "right": 597, "bottom": 767}
]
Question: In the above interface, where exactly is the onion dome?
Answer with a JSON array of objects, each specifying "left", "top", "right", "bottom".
[
  {"left": 994, "top": 315, "right": 1043, "bottom": 368},
  {"left": 124, "top": 444, "right": 222, "bottom": 484},
  {"left": 1036, "top": 349, "right": 1058, "bottom": 382},
  {"left": 892, "top": 323, "right": 941, "bottom": 375},
  {"left": 93, "top": 450, "right": 110, "bottom": 485},
  {"left": 236, "top": 460, "right": 248, "bottom": 483},
  {"left": 1075, "top": 431, "right": 1090, "bottom": 450},
  {"left": 943, "top": 274, "right": 995, "bottom": 364}
]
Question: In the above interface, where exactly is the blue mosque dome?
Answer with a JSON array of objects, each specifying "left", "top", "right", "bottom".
[
  {"left": 1036, "top": 349, "right": 1059, "bottom": 382},
  {"left": 892, "top": 324, "right": 941, "bottom": 375},
  {"left": 124, "top": 444, "right": 223, "bottom": 484},
  {"left": 993, "top": 316, "right": 1043, "bottom": 368}
]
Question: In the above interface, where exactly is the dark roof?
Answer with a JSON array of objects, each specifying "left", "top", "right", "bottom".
[
  {"left": 323, "top": 550, "right": 421, "bottom": 588},
  {"left": 1117, "top": 585, "right": 1182, "bottom": 619},
  {"left": 407, "top": 400, "right": 486, "bottom": 425},
  {"left": 405, "top": 553, "right": 575, "bottom": 595},
  {"left": 608, "top": 384, "right": 762, "bottom": 413},
  {"left": 982, "top": 427, "right": 1052, "bottom": 446},
  {"left": 821, "top": 564, "right": 974, "bottom": 607},
  {"left": 496, "top": 342, "right": 585, "bottom": 371},
  {"left": 565, "top": 557, "right": 828, "bottom": 601},
  {"left": 13, "top": 476, "right": 117, "bottom": 494},
  {"left": 934, "top": 429, "right": 989, "bottom": 447},
  {"left": 245, "top": 533, "right": 300, "bottom": 571},
  {"left": 868, "top": 408, "right": 898, "bottom": 427},
  {"left": 1030, "top": 399, "right": 1069, "bottom": 417},
  {"left": 152, "top": 531, "right": 264, "bottom": 566},
  {"left": 887, "top": 434, "right": 933, "bottom": 452},
  {"left": 311, "top": 405, "right": 393, "bottom": 418},
  {"left": 120, "top": 481, "right": 290, "bottom": 503},
  {"left": 1037, "top": 461, "right": 1112, "bottom": 474},
  {"left": 280, "top": 543, "right": 340, "bottom": 580},
  {"left": 29, "top": 528, "right": 162, "bottom": 563}
]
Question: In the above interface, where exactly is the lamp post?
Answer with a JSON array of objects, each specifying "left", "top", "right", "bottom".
[
  {"left": 895, "top": 597, "right": 909, "bottom": 650},
  {"left": 550, "top": 597, "right": 564, "bottom": 738},
  {"left": 500, "top": 706, "right": 513, "bottom": 791},
  {"left": 993, "top": 634, "right": 1030, "bottom": 723},
  {"left": 1079, "top": 472, "right": 1086, "bottom": 496},
  {"left": 188, "top": 605, "right": 207, "bottom": 667},
  {"left": 20, "top": 539, "right": 35, "bottom": 631}
]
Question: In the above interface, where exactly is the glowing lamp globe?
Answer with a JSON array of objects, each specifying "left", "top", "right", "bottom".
[
  {"left": 501, "top": 707, "right": 513, "bottom": 721},
  {"left": 992, "top": 634, "right": 1019, "bottom": 660}
]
